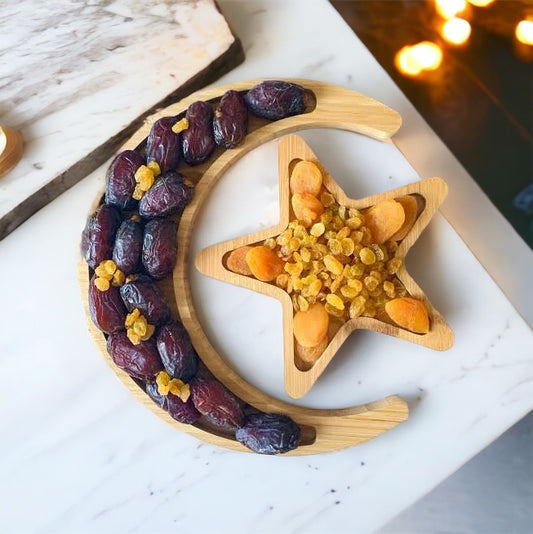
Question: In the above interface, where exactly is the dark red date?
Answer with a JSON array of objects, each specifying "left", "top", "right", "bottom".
[
  {"left": 181, "top": 101, "right": 215, "bottom": 165},
  {"left": 145, "top": 117, "right": 181, "bottom": 173},
  {"left": 105, "top": 150, "right": 144, "bottom": 210},
  {"left": 213, "top": 90, "right": 248, "bottom": 149},
  {"left": 245, "top": 80, "right": 307, "bottom": 120},
  {"left": 88, "top": 277, "right": 126, "bottom": 334},
  {"left": 107, "top": 332, "right": 163, "bottom": 380},
  {"left": 138, "top": 172, "right": 193, "bottom": 219},
  {"left": 167, "top": 393, "right": 201, "bottom": 424},
  {"left": 81, "top": 204, "right": 122, "bottom": 269},
  {"left": 120, "top": 275, "right": 170, "bottom": 325},
  {"left": 112, "top": 219, "right": 143, "bottom": 275},
  {"left": 235, "top": 413, "right": 300, "bottom": 454},
  {"left": 190, "top": 378, "right": 244, "bottom": 429},
  {"left": 156, "top": 321, "right": 198, "bottom": 380},
  {"left": 145, "top": 381, "right": 200, "bottom": 424},
  {"left": 142, "top": 218, "right": 177, "bottom": 279}
]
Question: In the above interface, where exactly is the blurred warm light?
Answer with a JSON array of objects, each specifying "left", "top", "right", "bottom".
[
  {"left": 442, "top": 18, "right": 472, "bottom": 44},
  {"left": 466, "top": 0, "right": 494, "bottom": 6},
  {"left": 395, "top": 42, "right": 443, "bottom": 76},
  {"left": 435, "top": 0, "right": 466, "bottom": 19},
  {"left": 516, "top": 20, "right": 533, "bottom": 45},
  {"left": 411, "top": 42, "right": 443, "bottom": 70},
  {"left": 396, "top": 46, "right": 423, "bottom": 76}
]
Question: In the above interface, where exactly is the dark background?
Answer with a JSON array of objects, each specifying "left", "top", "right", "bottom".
[{"left": 330, "top": 0, "right": 533, "bottom": 248}]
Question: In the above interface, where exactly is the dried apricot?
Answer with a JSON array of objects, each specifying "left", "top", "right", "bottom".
[
  {"left": 391, "top": 195, "right": 419, "bottom": 241},
  {"left": 226, "top": 246, "right": 253, "bottom": 276},
  {"left": 385, "top": 297, "right": 429, "bottom": 334},
  {"left": 246, "top": 246, "right": 285, "bottom": 282},
  {"left": 293, "top": 302, "right": 329, "bottom": 347},
  {"left": 291, "top": 193, "right": 324, "bottom": 227},
  {"left": 290, "top": 160, "right": 323, "bottom": 196},
  {"left": 363, "top": 199, "right": 405, "bottom": 244}
]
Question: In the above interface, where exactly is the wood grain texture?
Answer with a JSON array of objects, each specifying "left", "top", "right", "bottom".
[
  {"left": 0, "top": 127, "right": 23, "bottom": 179},
  {"left": 80, "top": 79, "right": 411, "bottom": 455},
  {"left": 0, "top": 34, "right": 244, "bottom": 240},
  {"left": 196, "top": 135, "right": 454, "bottom": 398}
]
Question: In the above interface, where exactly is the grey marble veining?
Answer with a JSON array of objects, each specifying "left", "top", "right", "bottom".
[
  {"left": 0, "top": 1, "right": 532, "bottom": 533},
  {"left": 0, "top": 0, "right": 237, "bottom": 233}
]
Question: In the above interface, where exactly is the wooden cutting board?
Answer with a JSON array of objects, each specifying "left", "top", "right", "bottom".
[{"left": 0, "top": 0, "right": 243, "bottom": 240}]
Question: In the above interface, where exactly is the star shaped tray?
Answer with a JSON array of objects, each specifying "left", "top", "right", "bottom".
[{"left": 79, "top": 79, "right": 453, "bottom": 454}]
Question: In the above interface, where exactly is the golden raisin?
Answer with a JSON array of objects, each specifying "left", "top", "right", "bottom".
[
  {"left": 310, "top": 222, "right": 325, "bottom": 237},
  {"left": 359, "top": 247, "right": 376, "bottom": 265},
  {"left": 172, "top": 117, "right": 189, "bottom": 134},
  {"left": 326, "top": 293, "right": 345, "bottom": 311},
  {"left": 323, "top": 254, "right": 343, "bottom": 276},
  {"left": 94, "top": 277, "right": 110, "bottom": 292}
]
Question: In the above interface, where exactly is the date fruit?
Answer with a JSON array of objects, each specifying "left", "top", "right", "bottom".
[
  {"left": 105, "top": 150, "right": 144, "bottom": 210},
  {"left": 181, "top": 101, "right": 215, "bottom": 165},
  {"left": 244, "top": 80, "right": 307, "bottom": 120},
  {"left": 142, "top": 218, "right": 177, "bottom": 279},
  {"left": 88, "top": 276, "right": 126, "bottom": 334},
  {"left": 156, "top": 321, "right": 198, "bottom": 380},
  {"left": 120, "top": 275, "right": 170, "bottom": 325},
  {"left": 107, "top": 332, "right": 163, "bottom": 380},
  {"left": 235, "top": 413, "right": 300, "bottom": 454},
  {"left": 190, "top": 378, "right": 244, "bottom": 429},
  {"left": 213, "top": 90, "right": 248, "bottom": 149},
  {"left": 167, "top": 393, "right": 201, "bottom": 424},
  {"left": 81, "top": 204, "right": 122, "bottom": 269},
  {"left": 145, "top": 381, "right": 200, "bottom": 424},
  {"left": 138, "top": 171, "right": 193, "bottom": 219},
  {"left": 112, "top": 219, "right": 143, "bottom": 275},
  {"left": 145, "top": 380, "right": 167, "bottom": 409},
  {"left": 145, "top": 117, "right": 181, "bottom": 173}
]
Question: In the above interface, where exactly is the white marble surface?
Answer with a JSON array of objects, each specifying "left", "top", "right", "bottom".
[
  {"left": 0, "top": 0, "right": 235, "bottom": 226},
  {"left": 1, "top": 1, "right": 532, "bottom": 533}
]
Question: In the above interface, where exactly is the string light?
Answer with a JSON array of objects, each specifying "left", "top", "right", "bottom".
[
  {"left": 435, "top": 0, "right": 467, "bottom": 19},
  {"left": 515, "top": 20, "right": 533, "bottom": 45},
  {"left": 442, "top": 18, "right": 472, "bottom": 45}
]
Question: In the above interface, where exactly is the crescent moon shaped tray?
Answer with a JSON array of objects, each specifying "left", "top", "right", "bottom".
[{"left": 79, "top": 79, "right": 453, "bottom": 455}]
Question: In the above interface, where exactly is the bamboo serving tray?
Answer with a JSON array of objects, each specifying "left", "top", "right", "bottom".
[{"left": 79, "top": 79, "right": 453, "bottom": 455}]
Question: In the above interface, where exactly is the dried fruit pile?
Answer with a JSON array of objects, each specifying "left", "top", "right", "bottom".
[
  {"left": 81, "top": 81, "right": 310, "bottom": 455},
  {"left": 225, "top": 160, "right": 430, "bottom": 369}
]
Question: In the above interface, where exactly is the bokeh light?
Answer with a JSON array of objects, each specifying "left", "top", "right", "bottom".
[
  {"left": 515, "top": 20, "right": 533, "bottom": 46},
  {"left": 395, "top": 42, "right": 443, "bottom": 76},
  {"left": 466, "top": 0, "right": 494, "bottom": 6},
  {"left": 442, "top": 18, "right": 472, "bottom": 45},
  {"left": 435, "top": 0, "right": 467, "bottom": 19}
]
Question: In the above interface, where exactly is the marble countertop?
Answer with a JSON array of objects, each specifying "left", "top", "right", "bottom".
[{"left": 1, "top": 1, "right": 532, "bottom": 533}]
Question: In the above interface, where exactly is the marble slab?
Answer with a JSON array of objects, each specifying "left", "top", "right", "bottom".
[
  {"left": 0, "top": 1, "right": 532, "bottom": 533},
  {"left": 0, "top": 0, "right": 243, "bottom": 239}
]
